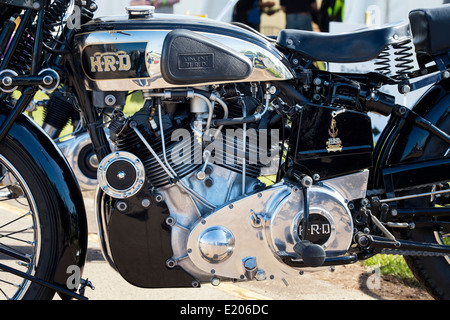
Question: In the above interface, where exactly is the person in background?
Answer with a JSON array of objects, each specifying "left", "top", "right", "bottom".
[
  {"left": 280, "top": 0, "right": 318, "bottom": 31},
  {"left": 129, "top": 0, "right": 180, "bottom": 14},
  {"left": 318, "top": 0, "right": 344, "bottom": 32},
  {"left": 232, "top": 0, "right": 275, "bottom": 32}
]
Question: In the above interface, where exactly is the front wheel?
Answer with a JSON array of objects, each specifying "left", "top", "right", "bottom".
[{"left": 0, "top": 137, "right": 62, "bottom": 300}]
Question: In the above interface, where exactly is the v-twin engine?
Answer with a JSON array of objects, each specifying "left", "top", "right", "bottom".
[
  {"left": 162, "top": 166, "right": 368, "bottom": 283},
  {"left": 94, "top": 83, "right": 370, "bottom": 286}
]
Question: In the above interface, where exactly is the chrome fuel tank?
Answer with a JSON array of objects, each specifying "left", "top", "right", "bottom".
[{"left": 74, "top": 14, "right": 293, "bottom": 91}]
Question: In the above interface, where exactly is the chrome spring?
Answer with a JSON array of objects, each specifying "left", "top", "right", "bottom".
[
  {"left": 374, "top": 46, "right": 391, "bottom": 76},
  {"left": 42, "top": 0, "right": 69, "bottom": 44},
  {"left": 8, "top": 27, "right": 34, "bottom": 74},
  {"left": 8, "top": 0, "right": 68, "bottom": 74},
  {"left": 393, "top": 39, "right": 414, "bottom": 79}
]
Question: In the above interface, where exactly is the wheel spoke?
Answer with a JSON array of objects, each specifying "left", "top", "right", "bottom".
[
  {"left": 0, "top": 246, "right": 31, "bottom": 263},
  {"left": 0, "top": 211, "right": 31, "bottom": 230},
  {"left": 0, "top": 287, "right": 10, "bottom": 300},
  {"left": 0, "top": 159, "right": 38, "bottom": 300}
]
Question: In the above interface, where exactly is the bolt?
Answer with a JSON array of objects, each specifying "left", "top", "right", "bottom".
[
  {"left": 89, "top": 2, "right": 98, "bottom": 11},
  {"left": 401, "top": 85, "right": 411, "bottom": 94},
  {"left": 196, "top": 171, "right": 206, "bottom": 180},
  {"left": 255, "top": 269, "right": 266, "bottom": 281},
  {"left": 301, "top": 175, "right": 313, "bottom": 188},
  {"left": 117, "top": 171, "right": 126, "bottom": 179},
  {"left": 116, "top": 201, "right": 127, "bottom": 212},
  {"left": 357, "top": 234, "right": 370, "bottom": 247},
  {"left": 105, "top": 94, "right": 116, "bottom": 106},
  {"left": 43, "top": 75, "right": 53, "bottom": 86},
  {"left": 165, "top": 216, "right": 176, "bottom": 226},
  {"left": 166, "top": 258, "right": 177, "bottom": 268},
  {"left": 211, "top": 277, "right": 220, "bottom": 286},
  {"left": 2, "top": 76, "right": 12, "bottom": 87},
  {"left": 141, "top": 198, "right": 151, "bottom": 208},
  {"left": 204, "top": 178, "right": 214, "bottom": 188}
]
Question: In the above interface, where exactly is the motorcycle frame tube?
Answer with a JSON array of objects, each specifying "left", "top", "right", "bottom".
[
  {"left": 0, "top": 6, "right": 48, "bottom": 143},
  {"left": 370, "top": 79, "right": 450, "bottom": 196},
  {"left": 0, "top": 110, "right": 88, "bottom": 295}
]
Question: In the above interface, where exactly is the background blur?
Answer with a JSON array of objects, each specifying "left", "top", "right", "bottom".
[{"left": 93, "top": 0, "right": 444, "bottom": 35}]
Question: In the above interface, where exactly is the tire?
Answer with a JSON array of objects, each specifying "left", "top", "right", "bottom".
[
  {"left": 403, "top": 221, "right": 450, "bottom": 300},
  {"left": 0, "top": 137, "right": 62, "bottom": 300},
  {"left": 398, "top": 112, "right": 450, "bottom": 300},
  {"left": 398, "top": 184, "right": 450, "bottom": 300}
]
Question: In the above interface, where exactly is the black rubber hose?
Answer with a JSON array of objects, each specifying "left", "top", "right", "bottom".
[{"left": 211, "top": 115, "right": 260, "bottom": 127}]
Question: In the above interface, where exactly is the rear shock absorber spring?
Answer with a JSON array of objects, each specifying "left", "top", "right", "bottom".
[
  {"left": 374, "top": 46, "right": 391, "bottom": 76},
  {"left": 393, "top": 39, "right": 414, "bottom": 79},
  {"left": 9, "top": 0, "right": 69, "bottom": 75},
  {"left": 43, "top": 0, "right": 70, "bottom": 44},
  {"left": 8, "top": 27, "right": 34, "bottom": 74}
]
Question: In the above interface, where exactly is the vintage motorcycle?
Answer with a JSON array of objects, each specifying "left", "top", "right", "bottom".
[{"left": 0, "top": 0, "right": 449, "bottom": 300}]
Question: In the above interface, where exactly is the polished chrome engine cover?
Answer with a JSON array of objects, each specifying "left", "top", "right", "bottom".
[{"left": 163, "top": 167, "right": 368, "bottom": 283}]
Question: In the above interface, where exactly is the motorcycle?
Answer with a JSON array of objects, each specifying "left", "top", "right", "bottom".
[{"left": 0, "top": 0, "right": 449, "bottom": 300}]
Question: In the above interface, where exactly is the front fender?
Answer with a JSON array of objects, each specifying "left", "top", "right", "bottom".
[
  {"left": 371, "top": 79, "right": 450, "bottom": 191},
  {"left": 1, "top": 111, "right": 88, "bottom": 289}
]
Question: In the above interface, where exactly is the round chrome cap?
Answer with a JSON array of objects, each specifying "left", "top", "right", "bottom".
[{"left": 198, "top": 226, "right": 235, "bottom": 264}]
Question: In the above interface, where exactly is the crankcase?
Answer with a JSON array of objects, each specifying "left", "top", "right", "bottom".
[{"left": 185, "top": 171, "right": 367, "bottom": 280}]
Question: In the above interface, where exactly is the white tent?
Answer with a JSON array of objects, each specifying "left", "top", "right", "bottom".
[{"left": 343, "top": 0, "right": 443, "bottom": 25}]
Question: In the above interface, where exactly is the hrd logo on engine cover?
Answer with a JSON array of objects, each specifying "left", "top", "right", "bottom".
[
  {"left": 299, "top": 214, "right": 332, "bottom": 245},
  {"left": 90, "top": 51, "right": 131, "bottom": 73}
]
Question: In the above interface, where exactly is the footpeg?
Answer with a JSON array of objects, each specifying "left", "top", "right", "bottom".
[{"left": 293, "top": 241, "right": 326, "bottom": 267}]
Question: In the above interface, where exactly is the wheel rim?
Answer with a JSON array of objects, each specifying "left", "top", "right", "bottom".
[{"left": 0, "top": 155, "right": 41, "bottom": 300}]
